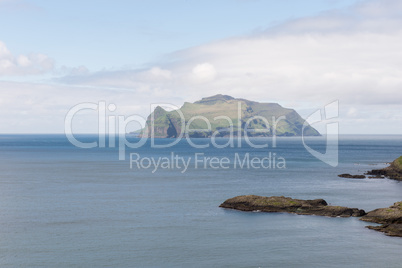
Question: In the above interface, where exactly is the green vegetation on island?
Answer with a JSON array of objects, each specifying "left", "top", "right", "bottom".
[
  {"left": 393, "top": 156, "right": 402, "bottom": 171},
  {"left": 140, "top": 94, "right": 320, "bottom": 138}
]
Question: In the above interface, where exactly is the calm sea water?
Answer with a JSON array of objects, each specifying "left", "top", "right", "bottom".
[{"left": 0, "top": 134, "right": 401, "bottom": 267}]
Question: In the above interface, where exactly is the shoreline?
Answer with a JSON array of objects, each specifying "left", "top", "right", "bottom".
[{"left": 221, "top": 156, "right": 402, "bottom": 237}]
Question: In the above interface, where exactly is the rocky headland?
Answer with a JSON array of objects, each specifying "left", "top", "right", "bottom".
[
  {"left": 220, "top": 157, "right": 402, "bottom": 237},
  {"left": 360, "top": 202, "right": 402, "bottom": 237},
  {"left": 365, "top": 156, "right": 402, "bottom": 181},
  {"left": 337, "top": 156, "right": 402, "bottom": 181},
  {"left": 220, "top": 195, "right": 402, "bottom": 237},
  {"left": 219, "top": 195, "right": 365, "bottom": 217}
]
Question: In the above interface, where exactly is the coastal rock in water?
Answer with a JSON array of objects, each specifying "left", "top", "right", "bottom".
[
  {"left": 366, "top": 224, "right": 402, "bottom": 237},
  {"left": 366, "top": 156, "right": 402, "bottom": 181},
  {"left": 360, "top": 201, "right": 402, "bottom": 237},
  {"left": 338, "top": 174, "right": 366, "bottom": 179},
  {"left": 219, "top": 195, "right": 365, "bottom": 217}
]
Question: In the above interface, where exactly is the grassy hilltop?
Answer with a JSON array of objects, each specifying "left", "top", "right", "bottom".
[{"left": 140, "top": 94, "right": 320, "bottom": 138}]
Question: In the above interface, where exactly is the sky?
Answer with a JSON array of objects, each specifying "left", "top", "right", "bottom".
[{"left": 0, "top": 0, "right": 401, "bottom": 134}]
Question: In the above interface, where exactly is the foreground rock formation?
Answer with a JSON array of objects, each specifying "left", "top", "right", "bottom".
[
  {"left": 361, "top": 202, "right": 402, "bottom": 237},
  {"left": 219, "top": 195, "right": 365, "bottom": 217},
  {"left": 366, "top": 156, "right": 402, "bottom": 181}
]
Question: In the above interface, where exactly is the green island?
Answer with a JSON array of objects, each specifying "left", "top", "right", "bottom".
[{"left": 139, "top": 94, "right": 320, "bottom": 138}]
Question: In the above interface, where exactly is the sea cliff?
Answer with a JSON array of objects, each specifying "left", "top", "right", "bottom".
[{"left": 140, "top": 94, "right": 320, "bottom": 138}]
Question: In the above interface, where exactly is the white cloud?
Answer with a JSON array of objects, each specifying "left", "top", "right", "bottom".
[
  {"left": 347, "top": 107, "right": 358, "bottom": 117},
  {"left": 2, "top": 0, "right": 402, "bottom": 133},
  {"left": 0, "top": 80, "right": 189, "bottom": 133},
  {"left": 149, "top": 67, "right": 172, "bottom": 79},
  {"left": 17, "top": 55, "right": 32, "bottom": 67},
  {"left": 355, "top": 0, "right": 402, "bottom": 17},
  {"left": 192, "top": 63, "right": 216, "bottom": 82},
  {"left": 57, "top": 0, "right": 402, "bottom": 107},
  {"left": 0, "top": 41, "right": 54, "bottom": 76}
]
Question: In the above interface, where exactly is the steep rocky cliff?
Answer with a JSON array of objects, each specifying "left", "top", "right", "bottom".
[{"left": 140, "top": 94, "right": 320, "bottom": 138}]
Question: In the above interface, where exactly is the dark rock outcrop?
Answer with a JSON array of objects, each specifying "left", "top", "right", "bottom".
[
  {"left": 360, "top": 201, "right": 402, "bottom": 237},
  {"left": 366, "top": 156, "right": 402, "bottom": 181},
  {"left": 366, "top": 224, "right": 402, "bottom": 237},
  {"left": 219, "top": 195, "right": 365, "bottom": 217},
  {"left": 338, "top": 174, "right": 366, "bottom": 179}
]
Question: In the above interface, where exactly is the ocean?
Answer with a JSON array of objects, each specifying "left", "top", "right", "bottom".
[{"left": 0, "top": 134, "right": 401, "bottom": 267}]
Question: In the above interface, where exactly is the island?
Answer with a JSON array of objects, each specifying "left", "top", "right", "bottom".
[
  {"left": 139, "top": 94, "right": 320, "bottom": 138},
  {"left": 219, "top": 195, "right": 365, "bottom": 217}
]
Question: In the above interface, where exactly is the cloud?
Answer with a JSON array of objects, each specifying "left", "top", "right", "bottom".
[
  {"left": 149, "top": 67, "right": 172, "bottom": 79},
  {"left": 0, "top": 41, "right": 54, "bottom": 76},
  {"left": 2, "top": 0, "right": 402, "bottom": 133},
  {"left": 0, "top": 80, "right": 189, "bottom": 133},
  {"left": 57, "top": 0, "right": 402, "bottom": 108},
  {"left": 192, "top": 63, "right": 217, "bottom": 82}
]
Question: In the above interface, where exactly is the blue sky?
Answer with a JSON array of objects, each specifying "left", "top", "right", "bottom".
[
  {"left": 1, "top": 0, "right": 402, "bottom": 134},
  {"left": 0, "top": 0, "right": 361, "bottom": 70}
]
